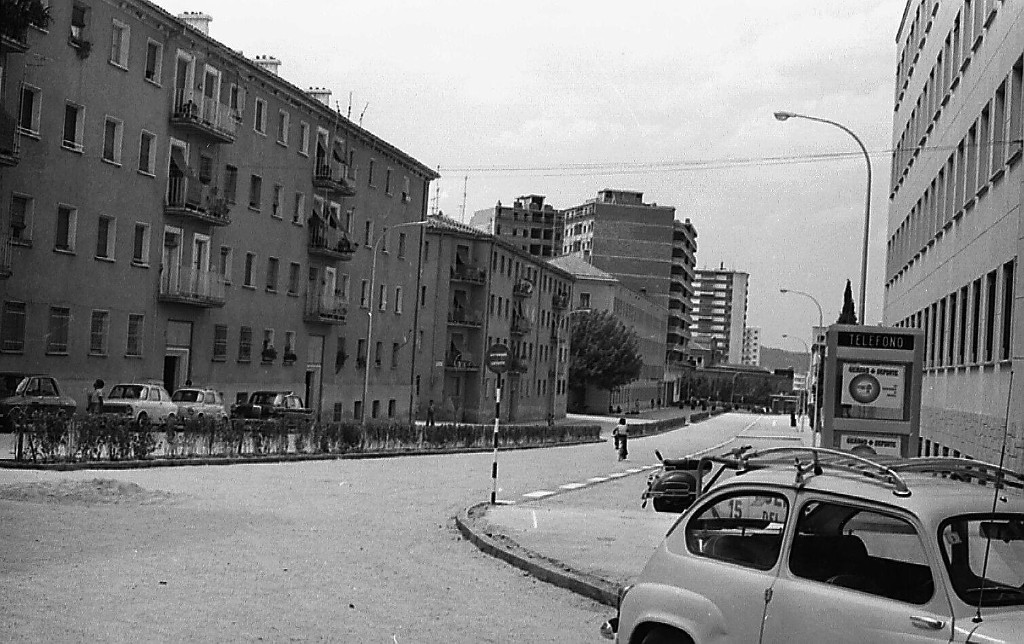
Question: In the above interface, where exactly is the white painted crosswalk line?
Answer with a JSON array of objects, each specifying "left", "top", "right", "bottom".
[
  {"left": 625, "top": 468, "right": 643, "bottom": 473},
  {"left": 559, "top": 483, "right": 587, "bottom": 490},
  {"left": 587, "top": 476, "right": 608, "bottom": 483},
  {"left": 522, "top": 490, "right": 555, "bottom": 499},
  {"left": 608, "top": 472, "right": 628, "bottom": 479}
]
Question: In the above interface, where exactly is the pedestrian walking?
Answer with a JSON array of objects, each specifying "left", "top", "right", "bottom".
[
  {"left": 88, "top": 379, "right": 104, "bottom": 414},
  {"left": 427, "top": 399, "right": 436, "bottom": 427},
  {"left": 616, "top": 417, "right": 629, "bottom": 461}
]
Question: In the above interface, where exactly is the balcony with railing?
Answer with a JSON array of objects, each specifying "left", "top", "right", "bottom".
[
  {"left": 447, "top": 309, "right": 483, "bottom": 328},
  {"left": 445, "top": 353, "right": 480, "bottom": 372},
  {"left": 450, "top": 263, "right": 486, "bottom": 285},
  {"left": 308, "top": 227, "right": 356, "bottom": 261},
  {"left": 0, "top": 233, "right": 12, "bottom": 279},
  {"left": 313, "top": 160, "right": 356, "bottom": 196},
  {"left": 170, "top": 89, "right": 238, "bottom": 143},
  {"left": 510, "top": 316, "right": 533, "bottom": 337},
  {"left": 551, "top": 291, "right": 570, "bottom": 310},
  {"left": 165, "top": 177, "right": 231, "bottom": 226},
  {"left": 0, "top": 109, "right": 19, "bottom": 166},
  {"left": 512, "top": 278, "right": 534, "bottom": 298},
  {"left": 158, "top": 267, "right": 226, "bottom": 307},
  {"left": 304, "top": 291, "right": 347, "bottom": 324}
]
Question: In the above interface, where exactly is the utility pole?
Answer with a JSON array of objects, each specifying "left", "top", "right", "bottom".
[{"left": 460, "top": 175, "right": 468, "bottom": 222}]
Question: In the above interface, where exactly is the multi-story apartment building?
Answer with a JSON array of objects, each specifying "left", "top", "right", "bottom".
[
  {"left": 669, "top": 219, "right": 698, "bottom": 365},
  {"left": 884, "top": 0, "right": 1024, "bottom": 466},
  {"left": 742, "top": 327, "right": 761, "bottom": 366},
  {"left": 691, "top": 267, "right": 749, "bottom": 365},
  {"left": 0, "top": 2, "right": 437, "bottom": 421},
  {"left": 469, "top": 194, "right": 563, "bottom": 258},
  {"left": 549, "top": 254, "right": 668, "bottom": 411},
  {"left": 416, "top": 215, "right": 574, "bottom": 423}
]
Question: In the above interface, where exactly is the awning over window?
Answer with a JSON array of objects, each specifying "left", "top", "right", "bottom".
[{"left": 170, "top": 147, "right": 195, "bottom": 177}]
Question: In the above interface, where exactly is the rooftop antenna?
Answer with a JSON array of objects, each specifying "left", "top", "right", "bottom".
[
  {"left": 430, "top": 166, "right": 441, "bottom": 216},
  {"left": 347, "top": 91, "right": 352, "bottom": 120},
  {"left": 460, "top": 175, "right": 468, "bottom": 222},
  {"left": 358, "top": 102, "right": 369, "bottom": 127}
]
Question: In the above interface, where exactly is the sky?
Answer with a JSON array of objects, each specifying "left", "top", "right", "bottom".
[{"left": 155, "top": 0, "right": 907, "bottom": 352}]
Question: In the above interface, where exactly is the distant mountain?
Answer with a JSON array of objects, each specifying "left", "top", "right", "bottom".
[{"left": 759, "top": 346, "right": 810, "bottom": 373}]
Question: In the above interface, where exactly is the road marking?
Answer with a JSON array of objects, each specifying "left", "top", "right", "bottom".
[
  {"left": 625, "top": 468, "right": 643, "bottom": 473},
  {"left": 607, "top": 472, "right": 628, "bottom": 479},
  {"left": 587, "top": 476, "right": 608, "bottom": 483},
  {"left": 532, "top": 510, "right": 538, "bottom": 529},
  {"left": 559, "top": 482, "right": 587, "bottom": 490},
  {"left": 523, "top": 490, "right": 555, "bottom": 499}
]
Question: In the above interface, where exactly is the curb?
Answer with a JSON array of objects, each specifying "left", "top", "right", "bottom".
[
  {"left": 0, "top": 437, "right": 603, "bottom": 471},
  {"left": 455, "top": 502, "right": 619, "bottom": 607}
]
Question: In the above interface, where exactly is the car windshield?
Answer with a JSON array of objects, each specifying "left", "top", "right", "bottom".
[
  {"left": 172, "top": 390, "right": 201, "bottom": 403},
  {"left": 250, "top": 393, "right": 280, "bottom": 404},
  {"left": 109, "top": 385, "right": 144, "bottom": 399},
  {"left": 940, "top": 514, "right": 1024, "bottom": 607}
]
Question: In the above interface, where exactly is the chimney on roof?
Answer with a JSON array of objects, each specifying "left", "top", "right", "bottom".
[
  {"left": 253, "top": 55, "right": 281, "bottom": 76},
  {"left": 308, "top": 87, "right": 332, "bottom": 106},
  {"left": 177, "top": 12, "right": 212, "bottom": 36}
]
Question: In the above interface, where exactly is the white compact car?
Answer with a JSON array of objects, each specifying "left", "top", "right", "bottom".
[
  {"left": 171, "top": 387, "right": 228, "bottom": 421},
  {"left": 102, "top": 382, "right": 178, "bottom": 424}
]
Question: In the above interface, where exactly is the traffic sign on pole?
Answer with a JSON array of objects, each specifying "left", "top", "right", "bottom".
[{"left": 486, "top": 344, "right": 510, "bottom": 374}]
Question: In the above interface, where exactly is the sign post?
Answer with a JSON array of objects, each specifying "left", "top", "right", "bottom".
[
  {"left": 486, "top": 344, "right": 510, "bottom": 504},
  {"left": 821, "top": 324, "right": 924, "bottom": 457}
]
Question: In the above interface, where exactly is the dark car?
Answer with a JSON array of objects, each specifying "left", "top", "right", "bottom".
[
  {"left": 230, "top": 391, "right": 312, "bottom": 420},
  {"left": 0, "top": 375, "right": 78, "bottom": 431}
]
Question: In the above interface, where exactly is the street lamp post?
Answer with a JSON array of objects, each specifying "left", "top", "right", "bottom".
[
  {"left": 780, "top": 288, "right": 823, "bottom": 428},
  {"left": 774, "top": 111, "right": 872, "bottom": 322},
  {"left": 782, "top": 333, "right": 811, "bottom": 430},
  {"left": 361, "top": 220, "right": 428, "bottom": 423}
]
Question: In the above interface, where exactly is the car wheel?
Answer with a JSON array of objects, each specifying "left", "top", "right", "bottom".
[{"left": 641, "top": 626, "right": 692, "bottom": 644}]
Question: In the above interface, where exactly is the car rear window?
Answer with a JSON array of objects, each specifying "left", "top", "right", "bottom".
[
  {"left": 684, "top": 492, "right": 789, "bottom": 571},
  {"left": 173, "top": 390, "right": 201, "bottom": 403},
  {"left": 109, "top": 385, "right": 144, "bottom": 399}
]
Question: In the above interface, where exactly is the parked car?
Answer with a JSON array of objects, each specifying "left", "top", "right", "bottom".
[
  {"left": 230, "top": 391, "right": 312, "bottom": 420},
  {"left": 171, "top": 387, "right": 228, "bottom": 422},
  {"left": 102, "top": 382, "right": 177, "bottom": 424},
  {"left": 602, "top": 447, "right": 1024, "bottom": 643},
  {"left": 0, "top": 375, "right": 78, "bottom": 431}
]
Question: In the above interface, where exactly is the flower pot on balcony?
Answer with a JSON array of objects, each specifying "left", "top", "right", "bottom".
[{"left": 261, "top": 347, "right": 277, "bottom": 363}]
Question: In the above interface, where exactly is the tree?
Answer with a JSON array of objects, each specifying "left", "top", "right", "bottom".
[
  {"left": 836, "top": 279, "right": 858, "bottom": 324},
  {"left": 568, "top": 310, "right": 643, "bottom": 393}
]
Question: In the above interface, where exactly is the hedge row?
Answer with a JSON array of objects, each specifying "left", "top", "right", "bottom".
[{"left": 9, "top": 414, "right": 602, "bottom": 464}]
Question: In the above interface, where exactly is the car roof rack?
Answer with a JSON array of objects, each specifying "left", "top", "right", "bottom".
[{"left": 714, "top": 446, "right": 1024, "bottom": 497}]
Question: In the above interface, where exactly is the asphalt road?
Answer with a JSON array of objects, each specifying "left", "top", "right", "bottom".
[{"left": 0, "top": 412, "right": 782, "bottom": 643}]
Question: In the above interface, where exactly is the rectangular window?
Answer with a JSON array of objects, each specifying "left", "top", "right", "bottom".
[
  {"left": 254, "top": 98, "right": 266, "bottom": 134},
  {"left": 9, "top": 194, "right": 33, "bottom": 244},
  {"left": 378, "top": 284, "right": 387, "bottom": 311},
  {"left": 339, "top": 274, "right": 350, "bottom": 301},
  {"left": 70, "top": 3, "right": 88, "bottom": 43},
  {"left": 284, "top": 331, "right": 295, "bottom": 356},
  {"left": 18, "top": 84, "right": 41, "bottom": 134},
  {"left": 1009, "top": 58, "right": 1023, "bottom": 163},
  {"left": 1, "top": 301, "right": 27, "bottom": 352},
  {"left": 277, "top": 110, "right": 289, "bottom": 145},
  {"left": 1002, "top": 260, "right": 1015, "bottom": 360},
  {"left": 248, "top": 174, "right": 262, "bottom": 210},
  {"left": 986, "top": 270, "right": 997, "bottom": 361},
  {"left": 197, "top": 154, "right": 213, "bottom": 185},
  {"left": 110, "top": 19, "right": 129, "bottom": 68},
  {"left": 89, "top": 310, "right": 109, "bottom": 355},
  {"left": 360, "top": 280, "right": 370, "bottom": 308},
  {"left": 266, "top": 257, "right": 279, "bottom": 292},
  {"left": 395, "top": 286, "right": 403, "bottom": 314},
  {"left": 145, "top": 39, "right": 163, "bottom": 83},
  {"left": 288, "top": 262, "right": 300, "bottom": 295},
  {"left": 299, "top": 122, "right": 309, "bottom": 156},
  {"left": 271, "top": 184, "right": 283, "bottom": 219},
  {"left": 138, "top": 130, "right": 156, "bottom": 174},
  {"left": 213, "top": 324, "right": 227, "bottom": 361},
  {"left": 219, "top": 246, "right": 233, "bottom": 283},
  {"left": 391, "top": 342, "right": 400, "bottom": 369},
  {"left": 293, "top": 192, "right": 305, "bottom": 225},
  {"left": 95, "top": 215, "right": 115, "bottom": 259},
  {"left": 357, "top": 339, "right": 367, "bottom": 366},
  {"left": 102, "top": 117, "right": 123, "bottom": 164},
  {"left": 385, "top": 168, "right": 393, "bottom": 195},
  {"left": 55, "top": 205, "right": 77, "bottom": 252},
  {"left": 958, "top": 285, "right": 969, "bottom": 365},
  {"left": 398, "top": 232, "right": 407, "bottom": 258},
  {"left": 229, "top": 84, "right": 244, "bottom": 112},
  {"left": 132, "top": 223, "right": 150, "bottom": 265},
  {"left": 244, "top": 252, "right": 256, "bottom": 287},
  {"left": 971, "top": 278, "right": 982, "bottom": 362},
  {"left": 402, "top": 176, "right": 411, "bottom": 202},
  {"left": 947, "top": 291, "right": 957, "bottom": 366},
  {"left": 368, "top": 159, "right": 376, "bottom": 187},
  {"left": 224, "top": 165, "right": 238, "bottom": 203},
  {"left": 126, "top": 314, "right": 144, "bottom": 356},
  {"left": 364, "top": 221, "right": 372, "bottom": 246},
  {"left": 63, "top": 103, "right": 85, "bottom": 152},
  {"left": 47, "top": 307, "right": 70, "bottom": 354},
  {"left": 375, "top": 341, "right": 383, "bottom": 366},
  {"left": 238, "top": 326, "right": 252, "bottom": 362}
]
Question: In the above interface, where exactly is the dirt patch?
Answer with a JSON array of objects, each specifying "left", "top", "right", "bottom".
[{"left": 0, "top": 478, "right": 176, "bottom": 505}]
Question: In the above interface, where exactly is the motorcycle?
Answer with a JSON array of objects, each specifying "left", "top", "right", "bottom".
[{"left": 641, "top": 446, "right": 752, "bottom": 513}]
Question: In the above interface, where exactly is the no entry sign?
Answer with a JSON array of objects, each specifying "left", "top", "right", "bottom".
[{"left": 486, "top": 344, "right": 510, "bottom": 374}]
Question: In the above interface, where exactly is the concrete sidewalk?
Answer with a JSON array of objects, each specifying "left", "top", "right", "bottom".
[{"left": 456, "top": 413, "right": 814, "bottom": 606}]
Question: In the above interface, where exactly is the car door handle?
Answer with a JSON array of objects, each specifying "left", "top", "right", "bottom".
[{"left": 910, "top": 615, "right": 945, "bottom": 630}]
